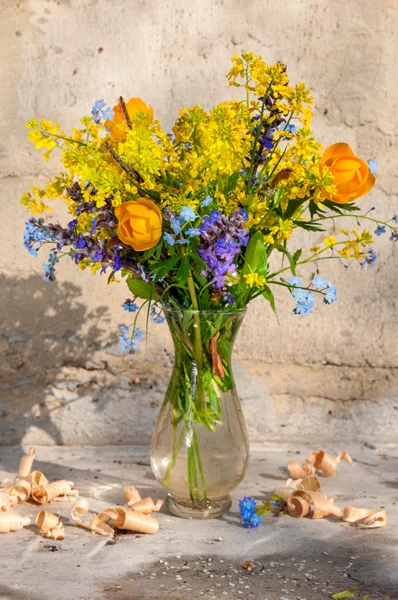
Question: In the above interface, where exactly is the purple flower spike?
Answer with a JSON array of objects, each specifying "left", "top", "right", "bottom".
[{"left": 199, "top": 209, "right": 249, "bottom": 295}]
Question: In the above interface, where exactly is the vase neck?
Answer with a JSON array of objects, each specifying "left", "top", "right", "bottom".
[{"left": 164, "top": 308, "right": 245, "bottom": 383}]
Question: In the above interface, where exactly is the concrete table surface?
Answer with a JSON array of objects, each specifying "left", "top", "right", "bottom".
[{"left": 0, "top": 443, "right": 397, "bottom": 600}]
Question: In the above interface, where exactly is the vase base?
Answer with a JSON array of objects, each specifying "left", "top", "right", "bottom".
[{"left": 166, "top": 494, "right": 231, "bottom": 519}]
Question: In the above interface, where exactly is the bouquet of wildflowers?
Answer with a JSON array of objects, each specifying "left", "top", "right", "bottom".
[{"left": 22, "top": 53, "right": 395, "bottom": 506}]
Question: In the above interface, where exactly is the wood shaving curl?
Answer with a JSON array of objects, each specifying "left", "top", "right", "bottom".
[
  {"left": 123, "top": 487, "right": 163, "bottom": 514},
  {"left": 71, "top": 497, "right": 160, "bottom": 536},
  {"left": 36, "top": 511, "right": 65, "bottom": 540},
  {"left": 0, "top": 511, "right": 30, "bottom": 533},
  {"left": 274, "top": 476, "right": 320, "bottom": 502},
  {"left": 288, "top": 450, "right": 353, "bottom": 479},
  {"left": 288, "top": 490, "right": 341, "bottom": 519},
  {"left": 31, "top": 479, "right": 79, "bottom": 504},
  {"left": 343, "top": 506, "right": 387, "bottom": 529}
]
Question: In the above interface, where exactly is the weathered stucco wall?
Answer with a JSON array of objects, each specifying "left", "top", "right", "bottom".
[{"left": 1, "top": 0, "right": 397, "bottom": 445}]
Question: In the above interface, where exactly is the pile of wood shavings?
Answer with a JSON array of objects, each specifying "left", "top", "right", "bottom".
[
  {"left": 0, "top": 448, "right": 163, "bottom": 539},
  {"left": 270, "top": 449, "right": 387, "bottom": 528}
]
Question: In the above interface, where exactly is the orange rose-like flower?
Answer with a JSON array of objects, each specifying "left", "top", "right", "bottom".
[
  {"left": 105, "top": 98, "right": 154, "bottom": 142},
  {"left": 115, "top": 198, "right": 162, "bottom": 251},
  {"left": 321, "top": 143, "right": 375, "bottom": 204}
]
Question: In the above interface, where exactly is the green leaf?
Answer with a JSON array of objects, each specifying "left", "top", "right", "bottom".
[
  {"left": 323, "top": 199, "right": 360, "bottom": 214},
  {"left": 293, "top": 220, "right": 325, "bottom": 232},
  {"left": 191, "top": 252, "right": 207, "bottom": 273},
  {"left": 262, "top": 285, "right": 276, "bottom": 314},
  {"left": 155, "top": 240, "right": 163, "bottom": 261},
  {"left": 151, "top": 255, "right": 181, "bottom": 282},
  {"left": 191, "top": 253, "right": 208, "bottom": 286},
  {"left": 308, "top": 199, "right": 325, "bottom": 218},
  {"left": 127, "top": 278, "right": 159, "bottom": 300},
  {"left": 177, "top": 256, "right": 190, "bottom": 283},
  {"left": 225, "top": 171, "right": 241, "bottom": 193},
  {"left": 332, "top": 589, "right": 356, "bottom": 599},
  {"left": 292, "top": 249, "right": 302, "bottom": 264},
  {"left": 242, "top": 231, "right": 268, "bottom": 278},
  {"left": 255, "top": 501, "right": 273, "bottom": 516},
  {"left": 284, "top": 199, "right": 305, "bottom": 220},
  {"left": 199, "top": 287, "right": 210, "bottom": 310},
  {"left": 272, "top": 187, "right": 283, "bottom": 208},
  {"left": 142, "top": 246, "right": 157, "bottom": 261},
  {"left": 275, "top": 244, "right": 298, "bottom": 275}
]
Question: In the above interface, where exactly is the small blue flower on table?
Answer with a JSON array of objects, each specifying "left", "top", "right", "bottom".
[{"left": 239, "top": 496, "right": 262, "bottom": 529}]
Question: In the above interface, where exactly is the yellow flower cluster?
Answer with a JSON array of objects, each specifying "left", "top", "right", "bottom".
[
  {"left": 21, "top": 52, "right": 376, "bottom": 278},
  {"left": 244, "top": 273, "right": 267, "bottom": 287},
  {"left": 337, "top": 228, "right": 373, "bottom": 259},
  {"left": 170, "top": 101, "right": 251, "bottom": 212}
]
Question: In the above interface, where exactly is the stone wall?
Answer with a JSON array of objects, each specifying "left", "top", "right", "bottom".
[{"left": 1, "top": 0, "right": 397, "bottom": 445}]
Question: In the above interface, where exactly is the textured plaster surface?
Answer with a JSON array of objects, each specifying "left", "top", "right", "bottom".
[
  {"left": 0, "top": 443, "right": 397, "bottom": 599},
  {"left": 1, "top": 0, "right": 398, "bottom": 444}
]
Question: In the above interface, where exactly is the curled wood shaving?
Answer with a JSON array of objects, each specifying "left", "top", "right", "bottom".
[
  {"left": 128, "top": 497, "right": 163, "bottom": 515},
  {"left": 311, "top": 450, "right": 353, "bottom": 477},
  {"left": 36, "top": 511, "right": 65, "bottom": 540},
  {"left": 287, "top": 460, "right": 315, "bottom": 479},
  {"left": 288, "top": 450, "right": 353, "bottom": 479},
  {"left": 71, "top": 498, "right": 114, "bottom": 537},
  {"left": 0, "top": 511, "right": 31, "bottom": 532},
  {"left": 31, "top": 479, "right": 79, "bottom": 504},
  {"left": 30, "top": 471, "right": 49, "bottom": 487},
  {"left": 288, "top": 490, "right": 341, "bottom": 519},
  {"left": 71, "top": 498, "right": 160, "bottom": 536},
  {"left": 0, "top": 491, "right": 15, "bottom": 512},
  {"left": 274, "top": 476, "right": 320, "bottom": 502},
  {"left": 0, "top": 448, "right": 36, "bottom": 509},
  {"left": 343, "top": 506, "right": 387, "bottom": 529},
  {"left": 124, "top": 486, "right": 142, "bottom": 506},
  {"left": 123, "top": 486, "right": 163, "bottom": 515},
  {"left": 103, "top": 507, "right": 159, "bottom": 534},
  {"left": 18, "top": 448, "right": 36, "bottom": 478},
  {"left": 7, "top": 478, "right": 31, "bottom": 504}
]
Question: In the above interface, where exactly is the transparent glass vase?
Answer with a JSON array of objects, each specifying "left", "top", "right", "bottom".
[{"left": 151, "top": 308, "right": 249, "bottom": 519}]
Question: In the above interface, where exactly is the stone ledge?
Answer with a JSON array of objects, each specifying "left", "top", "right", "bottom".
[{"left": 1, "top": 359, "right": 397, "bottom": 445}]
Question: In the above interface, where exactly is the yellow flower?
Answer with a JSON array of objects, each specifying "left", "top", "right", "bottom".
[
  {"left": 20, "top": 187, "right": 50, "bottom": 214},
  {"left": 244, "top": 273, "right": 267, "bottom": 287},
  {"left": 105, "top": 98, "right": 154, "bottom": 142},
  {"left": 269, "top": 218, "right": 293, "bottom": 242},
  {"left": 324, "top": 235, "right": 337, "bottom": 247},
  {"left": 115, "top": 198, "right": 162, "bottom": 251},
  {"left": 309, "top": 246, "right": 320, "bottom": 253}
]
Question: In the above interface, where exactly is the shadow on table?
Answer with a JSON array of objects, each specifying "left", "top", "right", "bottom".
[{"left": 0, "top": 273, "right": 113, "bottom": 446}]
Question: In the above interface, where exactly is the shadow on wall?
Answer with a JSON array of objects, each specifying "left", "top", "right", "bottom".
[{"left": 0, "top": 273, "right": 112, "bottom": 445}]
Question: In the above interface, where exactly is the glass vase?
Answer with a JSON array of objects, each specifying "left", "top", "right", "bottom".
[{"left": 150, "top": 308, "right": 249, "bottom": 519}]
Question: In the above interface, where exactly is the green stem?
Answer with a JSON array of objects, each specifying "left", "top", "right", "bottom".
[
  {"left": 187, "top": 274, "right": 205, "bottom": 412},
  {"left": 187, "top": 442, "right": 199, "bottom": 502},
  {"left": 192, "top": 428, "right": 207, "bottom": 498},
  {"left": 250, "top": 281, "right": 328, "bottom": 302},
  {"left": 245, "top": 59, "right": 250, "bottom": 109},
  {"left": 267, "top": 241, "right": 354, "bottom": 280},
  {"left": 263, "top": 110, "right": 294, "bottom": 177},
  {"left": 162, "top": 426, "right": 185, "bottom": 487},
  {"left": 246, "top": 81, "right": 273, "bottom": 193},
  {"left": 38, "top": 129, "right": 90, "bottom": 148},
  {"left": 309, "top": 213, "right": 396, "bottom": 229}
]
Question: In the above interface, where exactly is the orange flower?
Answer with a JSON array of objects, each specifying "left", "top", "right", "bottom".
[
  {"left": 105, "top": 98, "right": 154, "bottom": 142},
  {"left": 321, "top": 143, "right": 375, "bottom": 204},
  {"left": 115, "top": 198, "right": 162, "bottom": 251}
]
